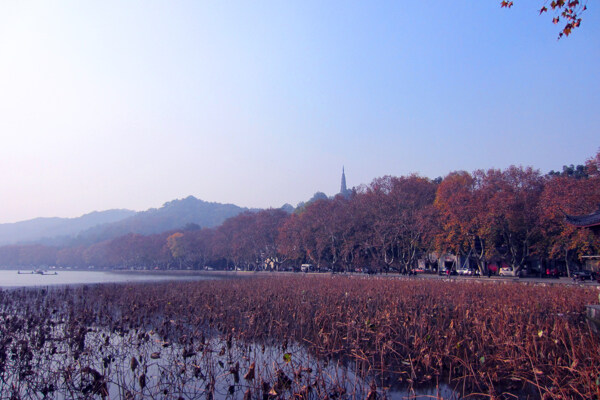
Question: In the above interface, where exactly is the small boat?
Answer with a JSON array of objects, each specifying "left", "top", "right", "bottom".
[
  {"left": 17, "top": 270, "right": 58, "bottom": 275},
  {"left": 36, "top": 269, "right": 58, "bottom": 275}
]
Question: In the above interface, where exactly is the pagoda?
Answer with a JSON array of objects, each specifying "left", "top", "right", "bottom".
[{"left": 339, "top": 167, "right": 351, "bottom": 198}]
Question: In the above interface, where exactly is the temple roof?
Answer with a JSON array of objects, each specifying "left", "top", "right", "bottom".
[{"left": 565, "top": 210, "right": 600, "bottom": 228}]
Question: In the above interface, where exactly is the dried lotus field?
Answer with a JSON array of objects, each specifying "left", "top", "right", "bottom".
[{"left": 0, "top": 275, "right": 599, "bottom": 399}]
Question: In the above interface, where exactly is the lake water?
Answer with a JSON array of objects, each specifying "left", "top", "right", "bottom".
[{"left": 0, "top": 269, "right": 217, "bottom": 288}]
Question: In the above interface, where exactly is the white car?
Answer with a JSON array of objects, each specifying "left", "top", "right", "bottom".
[
  {"left": 457, "top": 267, "right": 480, "bottom": 276},
  {"left": 499, "top": 267, "right": 517, "bottom": 277}
]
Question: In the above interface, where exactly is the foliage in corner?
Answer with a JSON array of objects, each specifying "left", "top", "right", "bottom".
[{"left": 502, "top": 0, "right": 588, "bottom": 38}]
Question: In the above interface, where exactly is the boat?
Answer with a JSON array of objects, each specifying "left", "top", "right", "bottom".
[{"left": 17, "top": 270, "right": 58, "bottom": 275}]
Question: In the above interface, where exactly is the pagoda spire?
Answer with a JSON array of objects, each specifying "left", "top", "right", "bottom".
[{"left": 340, "top": 167, "right": 347, "bottom": 195}]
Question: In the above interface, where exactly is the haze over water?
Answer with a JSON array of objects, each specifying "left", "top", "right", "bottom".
[{"left": 0, "top": 270, "right": 215, "bottom": 288}]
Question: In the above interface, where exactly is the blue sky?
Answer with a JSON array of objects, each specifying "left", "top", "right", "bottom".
[{"left": 0, "top": 1, "right": 598, "bottom": 223}]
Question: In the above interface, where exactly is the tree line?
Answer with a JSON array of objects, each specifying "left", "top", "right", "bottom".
[{"left": 2, "top": 151, "right": 599, "bottom": 274}]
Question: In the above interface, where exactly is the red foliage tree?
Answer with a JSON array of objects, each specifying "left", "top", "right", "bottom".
[
  {"left": 356, "top": 175, "right": 437, "bottom": 272},
  {"left": 434, "top": 171, "right": 486, "bottom": 271},
  {"left": 539, "top": 169, "right": 600, "bottom": 275},
  {"left": 477, "top": 166, "right": 546, "bottom": 272}
]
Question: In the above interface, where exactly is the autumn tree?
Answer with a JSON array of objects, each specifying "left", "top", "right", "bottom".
[
  {"left": 183, "top": 229, "right": 215, "bottom": 269},
  {"left": 278, "top": 196, "right": 355, "bottom": 271},
  {"left": 539, "top": 155, "right": 600, "bottom": 275},
  {"left": 250, "top": 209, "right": 290, "bottom": 270},
  {"left": 83, "top": 241, "right": 116, "bottom": 269},
  {"left": 355, "top": 175, "right": 437, "bottom": 273},
  {"left": 390, "top": 175, "right": 438, "bottom": 272},
  {"left": 312, "top": 195, "right": 356, "bottom": 272},
  {"left": 354, "top": 179, "right": 402, "bottom": 272},
  {"left": 289, "top": 198, "right": 337, "bottom": 270},
  {"left": 434, "top": 171, "right": 487, "bottom": 273},
  {"left": 167, "top": 232, "right": 186, "bottom": 269},
  {"left": 475, "top": 166, "right": 546, "bottom": 273},
  {"left": 277, "top": 213, "right": 306, "bottom": 269},
  {"left": 211, "top": 209, "right": 290, "bottom": 270}
]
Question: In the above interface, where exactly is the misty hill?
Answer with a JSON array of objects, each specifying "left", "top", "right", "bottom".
[
  {"left": 74, "top": 196, "right": 250, "bottom": 245},
  {"left": 0, "top": 209, "right": 136, "bottom": 246}
]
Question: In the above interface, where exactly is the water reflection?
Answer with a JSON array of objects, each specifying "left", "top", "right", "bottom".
[
  {"left": 0, "top": 320, "right": 460, "bottom": 399},
  {"left": 0, "top": 275, "right": 465, "bottom": 399}
]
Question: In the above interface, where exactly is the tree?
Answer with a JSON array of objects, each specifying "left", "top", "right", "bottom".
[
  {"left": 354, "top": 179, "right": 401, "bottom": 272},
  {"left": 184, "top": 229, "right": 215, "bottom": 269},
  {"left": 167, "top": 232, "right": 186, "bottom": 269},
  {"left": 585, "top": 149, "right": 600, "bottom": 177},
  {"left": 56, "top": 246, "right": 85, "bottom": 268},
  {"left": 313, "top": 196, "right": 355, "bottom": 272},
  {"left": 476, "top": 166, "right": 546, "bottom": 273},
  {"left": 548, "top": 164, "right": 588, "bottom": 179},
  {"left": 251, "top": 209, "right": 290, "bottom": 270},
  {"left": 277, "top": 214, "right": 306, "bottom": 269},
  {"left": 435, "top": 171, "right": 487, "bottom": 273},
  {"left": 390, "top": 176, "right": 438, "bottom": 272},
  {"left": 355, "top": 175, "right": 437, "bottom": 273},
  {"left": 539, "top": 171, "right": 600, "bottom": 275},
  {"left": 293, "top": 198, "right": 337, "bottom": 270}
]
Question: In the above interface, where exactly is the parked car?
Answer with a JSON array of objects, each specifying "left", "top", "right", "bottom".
[
  {"left": 300, "top": 264, "right": 313, "bottom": 273},
  {"left": 572, "top": 270, "right": 593, "bottom": 281},
  {"left": 438, "top": 266, "right": 457, "bottom": 276},
  {"left": 499, "top": 267, "right": 517, "bottom": 277},
  {"left": 457, "top": 267, "right": 479, "bottom": 276},
  {"left": 519, "top": 267, "right": 542, "bottom": 278}
]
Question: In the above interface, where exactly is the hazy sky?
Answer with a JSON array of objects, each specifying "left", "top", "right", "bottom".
[{"left": 0, "top": 2, "right": 598, "bottom": 223}]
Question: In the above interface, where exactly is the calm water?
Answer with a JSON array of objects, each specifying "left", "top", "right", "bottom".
[{"left": 0, "top": 269, "right": 216, "bottom": 288}]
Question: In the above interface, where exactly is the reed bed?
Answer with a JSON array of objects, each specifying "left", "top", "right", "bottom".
[{"left": 0, "top": 275, "right": 598, "bottom": 399}]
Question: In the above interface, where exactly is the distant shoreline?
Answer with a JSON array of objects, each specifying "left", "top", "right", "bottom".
[
  {"left": 2, "top": 267, "right": 598, "bottom": 287},
  {"left": 107, "top": 269, "right": 254, "bottom": 279}
]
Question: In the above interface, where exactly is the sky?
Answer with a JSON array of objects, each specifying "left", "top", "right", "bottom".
[{"left": 0, "top": 1, "right": 598, "bottom": 223}]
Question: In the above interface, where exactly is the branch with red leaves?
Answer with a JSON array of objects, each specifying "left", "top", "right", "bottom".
[{"left": 502, "top": 0, "right": 588, "bottom": 39}]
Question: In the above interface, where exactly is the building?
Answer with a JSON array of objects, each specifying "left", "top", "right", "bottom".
[
  {"left": 565, "top": 207, "right": 600, "bottom": 236},
  {"left": 565, "top": 207, "right": 600, "bottom": 272}
]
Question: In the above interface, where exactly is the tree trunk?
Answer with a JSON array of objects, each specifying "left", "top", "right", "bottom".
[{"left": 565, "top": 249, "right": 571, "bottom": 278}]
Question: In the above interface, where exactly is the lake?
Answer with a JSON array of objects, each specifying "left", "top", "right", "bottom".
[{"left": 0, "top": 269, "right": 217, "bottom": 288}]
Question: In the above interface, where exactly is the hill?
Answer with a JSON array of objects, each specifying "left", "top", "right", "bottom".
[
  {"left": 73, "top": 196, "right": 251, "bottom": 245},
  {"left": 0, "top": 209, "right": 136, "bottom": 246}
]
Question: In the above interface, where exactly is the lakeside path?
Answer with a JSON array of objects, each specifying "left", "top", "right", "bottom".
[{"left": 111, "top": 268, "right": 600, "bottom": 288}]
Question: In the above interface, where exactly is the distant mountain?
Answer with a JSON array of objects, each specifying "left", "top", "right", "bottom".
[
  {"left": 0, "top": 209, "right": 136, "bottom": 246},
  {"left": 73, "top": 196, "right": 251, "bottom": 245}
]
